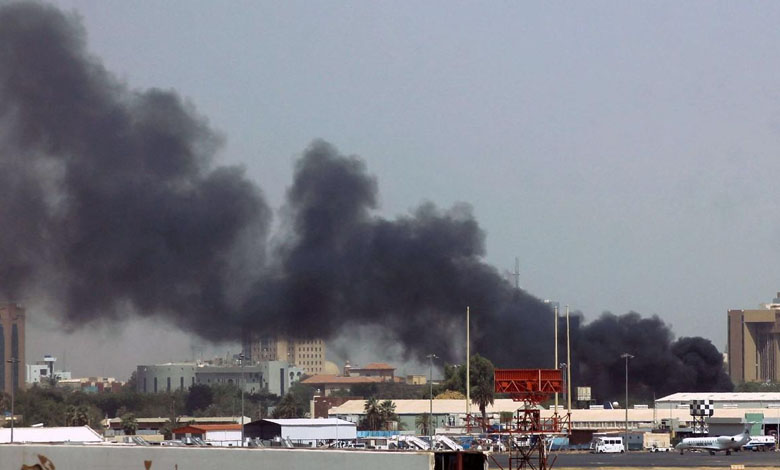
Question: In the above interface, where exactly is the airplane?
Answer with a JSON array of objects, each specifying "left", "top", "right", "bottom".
[{"left": 675, "top": 424, "right": 752, "bottom": 455}]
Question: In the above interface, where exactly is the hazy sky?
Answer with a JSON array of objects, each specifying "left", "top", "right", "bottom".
[{"left": 26, "top": 0, "right": 780, "bottom": 378}]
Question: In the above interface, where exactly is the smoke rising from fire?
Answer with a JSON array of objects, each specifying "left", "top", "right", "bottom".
[{"left": 0, "top": 2, "right": 731, "bottom": 399}]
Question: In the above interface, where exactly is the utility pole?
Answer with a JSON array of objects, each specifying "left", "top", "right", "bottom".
[
  {"left": 466, "top": 307, "right": 470, "bottom": 419},
  {"left": 426, "top": 353, "right": 438, "bottom": 443},
  {"left": 239, "top": 353, "right": 246, "bottom": 447},
  {"left": 554, "top": 305, "right": 559, "bottom": 414},
  {"left": 566, "top": 305, "right": 572, "bottom": 413},
  {"left": 621, "top": 353, "right": 634, "bottom": 451},
  {"left": 6, "top": 357, "right": 19, "bottom": 443}
]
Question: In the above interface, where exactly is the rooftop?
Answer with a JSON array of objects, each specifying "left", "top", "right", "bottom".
[
  {"left": 656, "top": 392, "right": 780, "bottom": 402},
  {"left": 257, "top": 418, "right": 356, "bottom": 427},
  {"left": 0, "top": 426, "right": 103, "bottom": 444},
  {"left": 172, "top": 424, "right": 243, "bottom": 432},
  {"left": 302, "top": 375, "right": 385, "bottom": 385},
  {"left": 351, "top": 363, "right": 395, "bottom": 371}
]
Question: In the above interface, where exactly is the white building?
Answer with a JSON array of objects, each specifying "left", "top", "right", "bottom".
[
  {"left": 25, "top": 355, "right": 71, "bottom": 385},
  {"left": 245, "top": 418, "right": 356, "bottom": 446},
  {"left": 172, "top": 424, "right": 243, "bottom": 447},
  {"left": 0, "top": 426, "right": 103, "bottom": 444},
  {"left": 655, "top": 392, "right": 780, "bottom": 410}
]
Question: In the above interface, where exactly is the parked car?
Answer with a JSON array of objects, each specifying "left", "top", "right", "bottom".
[{"left": 650, "top": 446, "right": 672, "bottom": 452}]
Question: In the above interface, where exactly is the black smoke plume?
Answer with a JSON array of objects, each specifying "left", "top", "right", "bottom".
[
  {"left": 0, "top": 2, "right": 731, "bottom": 400},
  {"left": 571, "top": 313, "right": 732, "bottom": 400}
]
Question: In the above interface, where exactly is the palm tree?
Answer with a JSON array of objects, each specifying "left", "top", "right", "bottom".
[
  {"left": 65, "top": 405, "right": 76, "bottom": 426},
  {"left": 470, "top": 354, "right": 495, "bottom": 431},
  {"left": 73, "top": 405, "right": 90, "bottom": 426},
  {"left": 272, "top": 393, "right": 300, "bottom": 418},
  {"left": 378, "top": 400, "right": 397, "bottom": 430},
  {"left": 120, "top": 413, "right": 138, "bottom": 435},
  {"left": 415, "top": 413, "right": 431, "bottom": 435},
  {"left": 362, "top": 398, "right": 382, "bottom": 430}
]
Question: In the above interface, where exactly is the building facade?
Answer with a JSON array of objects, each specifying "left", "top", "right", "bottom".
[
  {"left": 728, "top": 293, "right": 780, "bottom": 383},
  {"left": 244, "top": 335, "right": 326, "bottom": 376},
  {"left": 0, "top": 303, "right": 25, "bottom": 395},
  {"left": 136, "top": 361, "right": 303, "bottom": 396}
]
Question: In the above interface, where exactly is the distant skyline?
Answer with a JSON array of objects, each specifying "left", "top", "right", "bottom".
[{"left": 22, "top": 1, "right": 780, "bottom": 377}]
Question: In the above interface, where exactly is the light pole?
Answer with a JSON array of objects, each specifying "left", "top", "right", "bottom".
[
  {"left": 239, "top": 353, "right": 246, "bottom": 447},
  {"left": 559, "top": 363, "right": 567, "bottom": 406},
  {"left": 621, "top": 353, "right": 634, "bottom": 451},
  {"left": 6, "top": 357, "right": 19, "bottom": 443},
  {"left": 426, "top": 353, "right": 438, "bottom": 444}
]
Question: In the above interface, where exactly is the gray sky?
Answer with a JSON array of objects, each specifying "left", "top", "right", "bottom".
[{"left": 28, "top": 0, "right": 780, "bottom": 378}]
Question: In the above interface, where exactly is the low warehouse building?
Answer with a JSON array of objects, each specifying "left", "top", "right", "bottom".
[
  {"left": 172, "top": 424, "right": 243, "bottom": 447},
  {"left": 245, "top": 418, "right": 356, "bottom": 445}
]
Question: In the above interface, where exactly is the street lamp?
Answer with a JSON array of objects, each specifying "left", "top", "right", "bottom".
[
  {"left": 621, "top": 353, "right": 634, "bottom": 451},
  {"left": 239, "top": 353, "right": 246, "bottom": 447},
  {"left": 6, "top": 357, "right": 19, "bottom": 443},
  {"left": 426, "top": 353, "right": 438, "bottom": 445}
]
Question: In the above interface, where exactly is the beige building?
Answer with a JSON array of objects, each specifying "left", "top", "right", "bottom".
[
  {"left": 728, "top": 293, "right": 780, "bottom": 383},
  {"left": 0, "top": 303, "right": 26, "bottom": 395},
  {"left": 245, "top": 336, "right": 326, "bottom": 376}
]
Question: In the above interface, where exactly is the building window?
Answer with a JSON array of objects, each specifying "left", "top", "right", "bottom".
[
  {"left": 143, "top": 377, "right": 147, "bottom": 393},
  {"left": 167, "top": 377, "right": 171, "bottom": 392},
  {"left": 154, "top": 377, "right": 158, "bottom": 393},
  {"left": 180, "top": 377, "right": 184, "bottom": 390}
]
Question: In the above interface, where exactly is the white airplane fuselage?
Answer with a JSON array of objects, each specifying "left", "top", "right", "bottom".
[{"left": 675, "top": 431, "right": 750, "bottom": 455}]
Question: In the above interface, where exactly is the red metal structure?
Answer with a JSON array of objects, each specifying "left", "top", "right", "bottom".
[{"left": 493, "top": 369, "right": 570, "bottom": 470}]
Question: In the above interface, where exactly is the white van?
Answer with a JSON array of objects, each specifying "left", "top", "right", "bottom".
[{"left": 591, "top": 436, "right": 625, "bottom": 454}]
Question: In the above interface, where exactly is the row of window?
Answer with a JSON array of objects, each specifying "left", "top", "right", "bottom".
[{"left": 142, "top": 376, "right": 196, "bottom": 393}]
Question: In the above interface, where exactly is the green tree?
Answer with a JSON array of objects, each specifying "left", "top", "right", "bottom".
[
  {"left": 469, "top": 354, "right": 495, "bottom": 430},
  {"left": 65, "top": 405, "right": 90, "bottom": 426},
  {"left": 415, "top": 413, "right": 431, "bottom": 435},
  {"left": 439, "top": 364, "right": 466, "bottom": 395},
  {"left": 124, "top": 371, "right": 138, "bottom": 392},
  {"left": 272, "top": 393, "right": 301, "bottom": 418},
  {"left": 185, "top": 383, "right": 214, "bottom": 415},
  {"left": 360, "top": 398, "right": 382, "bottom": 430},
  {"left": 120, "top": 413, "right": 138, "bottom": 435},
  {"left": 378, "top": 400, "right": 397, "bottom": 430}
]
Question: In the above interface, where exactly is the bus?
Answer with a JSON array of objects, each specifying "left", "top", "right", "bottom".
[{"left": 590, "top": 436, "right": 625, "bottom": 454}]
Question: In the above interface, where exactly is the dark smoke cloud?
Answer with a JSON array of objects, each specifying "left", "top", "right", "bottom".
[
  {"left": 0, "top": 2, "right": 270, "bottom": 336},
  {"left": 0, "top": 2, "right": 731, "bottom": 400},
  {"left": 572, "top": 313, "right": 732, "bottom": 401}
]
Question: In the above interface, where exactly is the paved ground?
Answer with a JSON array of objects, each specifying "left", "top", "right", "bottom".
[{"left": 487, "top": 450, "right": 780, "bottom": 468}]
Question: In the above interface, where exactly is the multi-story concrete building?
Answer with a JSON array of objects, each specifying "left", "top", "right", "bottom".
[
  {"left": 0, "top": 303, "right": 25, "bottom": 395},
  {"left": 728, "top": 293, "right": 780, "bottom": 383},
  {"left": 136, "top": 363, "right": 197, "bottom": 394},
  {"left": 244, "top": 335, "right": 326, "bottom": 376},
  {"left": 136, "top": 361, "right": 303, "bottom": 396}
]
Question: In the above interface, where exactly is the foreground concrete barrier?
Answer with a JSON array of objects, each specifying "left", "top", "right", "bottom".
[{"left": 4, "top": 444, "right": 435, "bottom": 470}]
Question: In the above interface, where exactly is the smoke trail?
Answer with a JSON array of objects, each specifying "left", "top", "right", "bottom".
[{"left": 0, "top": 2, "right": 731, "bottom": 400}]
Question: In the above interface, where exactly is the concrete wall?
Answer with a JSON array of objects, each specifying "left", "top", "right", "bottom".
[
  {"left": 5, "top": 444, "right": 434, "bottom": 470},
  {"left": 137, "top": 364, "right": 197, "bottom": 393}
]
